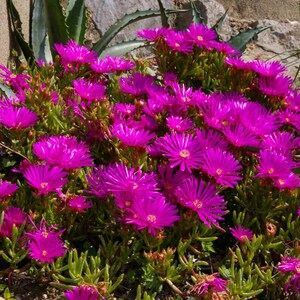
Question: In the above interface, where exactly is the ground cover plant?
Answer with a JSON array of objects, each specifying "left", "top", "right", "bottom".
[{"left": 0, "top": 20, "right": 300, "bottom": 300}]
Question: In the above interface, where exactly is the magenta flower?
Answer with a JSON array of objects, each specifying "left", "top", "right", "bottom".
[
  {"left": 91, "top": 56, "right": 136, "bottom": 73},
  {"left": 104, "top": 163, "right": 159, "bottom": 201},
  {"left": 200, "top": 148, "right": 242, "bottom": 188},
  {"left": 159, "top": 133, "right": 203, "bottom": 173},
  {"left": 0, "top": 105, "right": 38, "bottom": 129},
  {"left": 119, "top": 73, "right": 155, "bottom": 96},
  {"left": 25, "top": 218, "right": 66, "bottom": 263},
  {"left": 277, "top": 256, "right": 300, "bottom": 295},
  {"left": 175, "top": 177, "right": 226, "bottom": 227},
  {"left": 136, "top": 27, "right": 168, "bottom": 41},
  {"left": 210, "top": 41, "right": 241, "bottom": 56},
  {"left": 125, "top": 194, "right": 180, "bottom": 236},
  {"left": 249, "top": 59, "right": 286, "bottom": 77},
  {"left": 229, "top": 225, "right": 253, "bottom": 242},
  {"left": 110, "top": 122, "right": 156, "bottom": 147},
  {"left": 191, "top": 273, "right": 229, "bottom": 296},
  {"left": 27, "top": 234, "right": 66, "bottom": 263},
  {"left": 86, "top": 166, "right": 109, "bottom": 199},
  {"left": 258, "top": 74, "right": 293, "bottom": 96},
  {"left": 261, "top": 131, "right": 297, "bottom": 157},
  {"left": 68, "top": 195, "right": 92, "bottom": 212},
  {"left": 0, "top": 206, "right": 27, "bottom": 238},
  {"left": 187, "top": 23, "right": 217, "bottom": 48},
  {"left": 23, "top": 164, "right": 68, "bottom": 195},
  {"left": 166, "top": 116, "right": 194, "bottom": 133},
  {"left": 272, "top": 172, "right": 300, "bottom": 190},
  {"left": 0, "top": 180, "right": 18, "bottom": 199},
  {"left": 33, "top": 136, "right": 94, "bottom": 170},
  {"left": 224, "top": 57, "right": 251, "bottom": 70},
  {"left": 157, "top": 164, "right": 190, "bottom": 201},
  {"left": 164, "top": 30, "right": 193, "bottom": 54},
  {"left": 255, "top": 150, "right": 295, "bottom": 179},
  {"left": 54, "top": 40, "right": 96, "bottom": 65},
  {"left": 64, "top": 285, "right": 99, "bottom": 300},
  {"left": 239, "top": 102, "right": 281, "bottom": 137},
  {"left": 195, "top": 128, "right": 229, "bottom": 150},
  {"left": 221, "top": 124, "right": 260, "bottom": 148},
  {"left": 73, "top": 79, "right": 106, "bottom": 101}
]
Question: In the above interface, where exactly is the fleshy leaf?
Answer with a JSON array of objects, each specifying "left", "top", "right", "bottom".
[{"left": 66, "top": 0, "right": 87, "bottom": 45}]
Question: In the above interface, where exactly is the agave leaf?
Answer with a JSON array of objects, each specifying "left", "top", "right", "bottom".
[
  {"left": 31, "top": 0, "right": 52, "bottom": 62},
  {"left": 157, "top": 0, "right": 169, "bottom": 28},
  {"left": 227, "top": 26, "right": 270, "bottom": 53},
  {"left": 0, "top": 83, "right": 16, "bottom": 98},
  {"left": 92, "top": 9, "right": 188, "bottom": 55},
  {"left": 7, "top": 0, "right": 35, "bottom": 63},
  {"left": 66, "top": 0, "right": 86, "bottom": 45},
  {"left": 100, "top": 39, "right": 148, "bottom": 58},
  {"left": 43, "top": 0, "right": 69, "bottom": 58},
  {"left": 191, "top": 1, "right": 204, "bottom": 24},
  {"left": 212, "top": 9, "right": 228, "bottom": 40}
]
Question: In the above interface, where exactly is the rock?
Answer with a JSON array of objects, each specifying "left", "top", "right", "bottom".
[{"left": 85, "top": 0, "right": 176, "bottom": 44}]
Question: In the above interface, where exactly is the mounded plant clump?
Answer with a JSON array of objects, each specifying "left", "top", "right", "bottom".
[{"left": 0, "top": 21, "right": 300, "bottom": 299}]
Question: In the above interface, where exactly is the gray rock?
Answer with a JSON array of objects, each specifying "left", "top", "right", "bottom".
[{"left": 85, "top": 0, "right": 176, "bottom": 44}]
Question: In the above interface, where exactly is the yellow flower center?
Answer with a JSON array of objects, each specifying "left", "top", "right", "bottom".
[
  {"left": 197, "top": 35, "right": 203, "bottom": 41},
  {"left": 179, "top": 149, "right": 190, "bottom": 158},
  {"left": 42, "top": 250, "right": 47, "bottom": 257},
  {"left": 175, "top": 43, "right": 180, "bottom": 47},
  {"left": 40, "top": 182, "right": 48, "bottom": 189},
  {"left": 216, "top": 168, "right": 223, "bottom": 175},
  {"left": 147, "top": 214, "right": 157, "bottom": 223},
  {"left": 268, "top": 168, "right": 274, "bottom": 174},
  {"left": 193, "top": 199, "right": 203, "bottom": 209}
]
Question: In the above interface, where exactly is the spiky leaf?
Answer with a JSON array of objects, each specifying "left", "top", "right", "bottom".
[
  {"left": 0, "top": 83, "right": 16, "bottom": 98},
  {"left": 191, "top": 1, "right": 204, "bottom": 24},
  {"left": 66, "top": 0, "right": 86, "bottom": 44},
  {"left": 7, "top": 0, "right": 35, "bottom": 63},
  {"left": 92, "top": 9, "right": 188, "bottom": 55},
  {"left": 227, "top": 26, "right": 270, "bottom": 53},
  {"left": 100, "top": 39, "right": 148, "bottom": 58},
  {"left": 212, "top": 9, "right": 228, "bottom": 40},
  {"left": 43, "top": 0, "right": 69, "bottom": 58},
  {"left": 157, "top": 0, "right": 169, "bottom": 28},
  {"left": 31, "top": 0, "right": 52, "bottom": 62}
]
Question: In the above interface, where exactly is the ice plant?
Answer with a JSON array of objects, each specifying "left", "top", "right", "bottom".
[
  {"left": 191, "top": 273, "right": 229, "bottom": 296},
  {"left": 67, "top": 195, "right": 92, "bottom": 212},
  {"left": 23, "top": 164, "right": 68, "bottom": 195},
  {"left": 0, "top": 206, "right": 27, "bottom": 238},
  {"left": 200, "top": 148, "right": 242, "bottom": 188},
  {"left": 0, "top": 105, "right": 38, "bottom": 129},
  {"left": 175, "top": 176, "right": 226, "bottom": 227},
  {"left": 124, "top": 194, "right": 180, "bottom": 236},
  {"left": 73, "top": 79, "right": 106, "bottom": 101},
  {"left": 25, "top": 218, "right": 66, "bottom": 263},
  {"left": 64, "top": 285, "right": 100, "bottom": 300},
  {"left": 159, "top": 133, "right": 203, "bottom": 172},
  {"left": 229, "top": 225, "right": 253, "bottom": 242},
  {"left": 0, "top": 180, "right": 18, "bottom": 199},
  {"left": 277, "top": 256, "right": 300, "bottom": 295},
  {"left": 33, "top": 136, "right": 94, "bottom": 170}
]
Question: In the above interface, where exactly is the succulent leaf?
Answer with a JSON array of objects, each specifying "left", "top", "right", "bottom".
[{"left": 66, "top": 0, "right": 87, "bottom": 45}]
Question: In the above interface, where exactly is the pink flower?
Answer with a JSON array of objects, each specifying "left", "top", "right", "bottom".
[
  {"left": 33, "top": 136, "right": 94, "bottom": 170},
  {"left": 0, "top": 206, "right": 27, "bottom": 238},
  {"left": 159, "top": 133, "right": 203, "bottom": 173},
  {"left": 23, "top": 164, "right": 68, "bottom": 195},
  {"left": 187, "top": 23, "right": 217, "bottom": 48},
  {"left": 175, "top": 177, "right": 226, "bottom": 227},
  {"left": 25, "top": 218, "right": 66, "bottom": 263},
  {"left": 200, "top": 148, "right": 242, "bottom": 188},
  {"left": 164, "top": 30, "right": 193, "bottom": 54},
  {"left": 249, "top": 59, "right": 286, "bottom": 77},
  {"left": 191, "top": 273, "right": 229, "bottom": 296},
  {"left": 229, "top": 225, "right": 253, "bottom": 242},
  {"left": 91, "top": 56, "right": 136, "bottom": 73},
  {"left": 166, "top": 116, "right": 194, "bottom": 133},
  {"left": 110, "top": 122, "right": 156, "bottom": 147},
  {"left": 0, "top": 180, "right": 18, "bottom": 199},
  {"left": 277, "top": 256, "right": 300, "bottom": 294},
  {"left": 136, "top": 27, "right": 168, "bottom": 41},
  {"left": 64, "top": 285, "right": 99, "bottom": 300},
  {"left": 125, "top": 194, "right": 180, "bottom": 236},
  {"left": 258, "top": 74, "right": 292, "bottom": 96},
  {"left": 119, "top": 73, "right": 155, "bottom": 96},
  {"left": 68, "top": 195, "right": 92, "bottom": 212},
  {"left": 73, "top": 79, "right": 106, "bottom": 101},
  {"left": 0, "top": 105, "right": 38, "bottom": 129}
]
